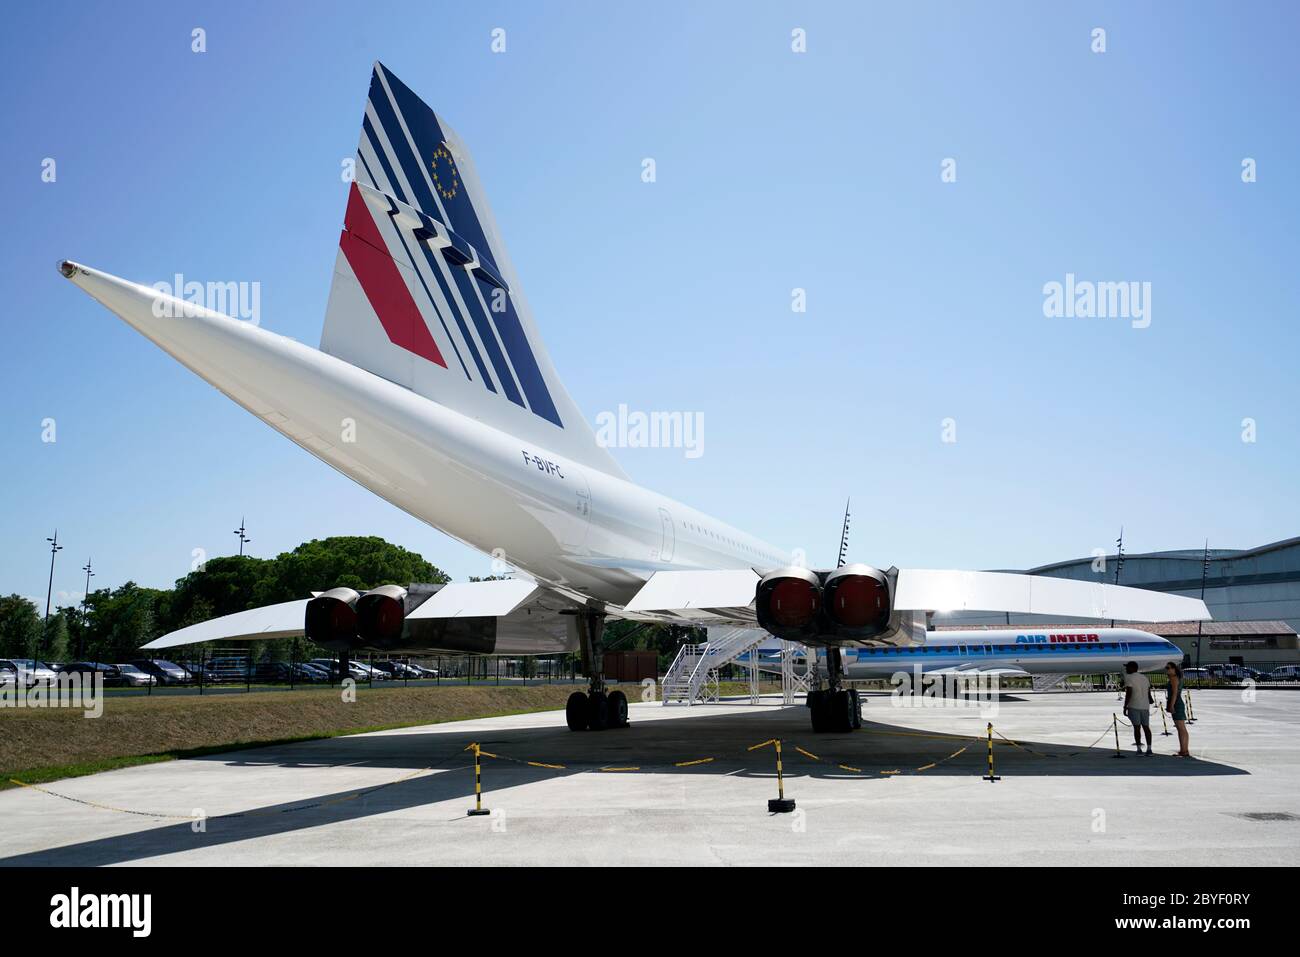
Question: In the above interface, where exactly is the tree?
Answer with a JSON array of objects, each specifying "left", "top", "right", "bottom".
[
  {"left": 82, "top": 582, "right": 165, "bottom": 661},
  {"left": 603, "top": 620, "right": 705, "bottom": 671},
  {"left": 12, "top": 537, "right": 452, "bottom": 660},
  {"left": 40, "top": 608, "right": 72, "bottom": 662},
  {"left": 154, "top": 536, "right": 450, "bottom": 637},
  {"left": 157, "top": 556, "right": 274, "bottom": 634},
  {"left": 270, "top": 537, "right": 448, "bottom": 601},
  {"left": 0, "top": 594, "right": 41, "bottom": 658}
]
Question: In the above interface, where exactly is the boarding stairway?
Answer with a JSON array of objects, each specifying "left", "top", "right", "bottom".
[
  {"left": 662, "top": 628, "right": 810, "bottom": 706},
  {"left": 661, "top": 627, "right": 768, "bottom": 705}
]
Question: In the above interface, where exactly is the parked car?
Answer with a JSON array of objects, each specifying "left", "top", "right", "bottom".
[
  {"left": 1205, "top": 664, "right": 1245, "bottom": 681},
  {"left": 408, "top": 664, "right": 440, "bottom": 679},
  {"left": 1265, "top": 665, "right": 1300, "bottom": 682},
  {"left": 353, "top": 660, "right": 388, "bottom": 680},
  {"left": 293, "top": 662, "right": 331, "bottom": 682},
  {"left": 128, "top": 658, "right": 192, "bottom": 685},
  {"left": 205, "top": 656, "right": 254, "bottom": 682},
  {"left": 1, "top": 658, "right": 60, "bottom": 687},
  {"left": 297, "top": 662, "right": 333, "bottom": 681},
  {"left": 113, "top": 663, "right": 157, "bottom": 687},
  {"left": 58, "top": 661, "right": 125, "bottom": 687},
  {"left": 251, "top": 661, "right": 330, "bottom": 683},
  {"left": 309, "top": 658, "right": 375, "bottom": 682},
  {"left": 371, "top": 660, "right": 422, "bottom": 679},
  {"left": 178, "top": 660, "right": 221, "bottom": 684}
]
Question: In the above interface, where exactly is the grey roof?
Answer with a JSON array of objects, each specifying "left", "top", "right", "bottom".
[{"left": 1014, "top": 536, "right": 1300, "bottom": 576}]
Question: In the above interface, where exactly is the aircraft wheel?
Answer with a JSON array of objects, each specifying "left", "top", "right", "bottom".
[
  {"left": 607, "top": 690, "right": 629, "bottom": 728},
  {"left": 831, "top": 690, "right": 855, "bottom": 733},
  {"left": 587, "top": 690, "right": 610, "bottom": 731},
  {"left": 849, "top": 689, "right": 862, "bottom": 729},
  {"left": 809, "top": 690, "right": 828, "bottom": 733},
  {"left": 565, "top": 691, "right": 589, "bottom": 731}
]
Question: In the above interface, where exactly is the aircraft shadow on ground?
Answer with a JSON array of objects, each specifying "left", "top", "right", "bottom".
[{"left": 0, "top": 703, "right": 1244, "bottom": 866}]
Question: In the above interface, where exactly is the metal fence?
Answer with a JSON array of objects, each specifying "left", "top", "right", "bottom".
[{"left": 77, "top": 649, "right": 593, "bottom": 697}]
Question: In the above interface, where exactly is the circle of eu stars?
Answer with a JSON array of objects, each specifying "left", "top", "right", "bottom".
[{"left": 430, "top": 145, "right": 461, "bottom": 200}]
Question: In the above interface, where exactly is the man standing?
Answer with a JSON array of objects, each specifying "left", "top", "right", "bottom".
[{"left": 1122, "top": 661, "right": 1154, "bottom": 755}]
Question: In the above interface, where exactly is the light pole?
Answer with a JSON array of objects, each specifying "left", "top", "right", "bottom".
[
  {"left": 1110, "top": 527, "right": 1125, "bottom": 628},
  {"left": 233, "top": 518, "right": 251, "bottom": 557},
  {"left": 79, "top": 558, "right": 94, "bottom": 659},
  {"left": 42, "top": 531, "right": 63, "bottom": 659},
  {"left": 1196, "top": 540, "right": 1210, "bottom": 672},
  {"left": 1113, "top": 527, "right": 1125, "bottom": 585}
]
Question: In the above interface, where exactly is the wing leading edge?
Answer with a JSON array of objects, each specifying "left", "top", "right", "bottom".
[{"left": 893, "top": 569, "right": 1210, "bottom": 622}]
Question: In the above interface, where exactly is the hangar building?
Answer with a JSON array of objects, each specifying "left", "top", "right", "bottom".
[{"left": 933, "top": 536, "right": 1300, "bottom": 668}]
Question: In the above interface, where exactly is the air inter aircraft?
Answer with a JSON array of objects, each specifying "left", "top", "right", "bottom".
[{"left": 60, "top": 63, "right": 1207, "bottom": 733}]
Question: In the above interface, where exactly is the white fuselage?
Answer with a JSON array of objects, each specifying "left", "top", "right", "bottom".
[
  {"left": 71, "top": 267, "right": 788, "bottom": 609},
  {"left": 813, "top": 628, "right": 1181, "bottom": 678}
]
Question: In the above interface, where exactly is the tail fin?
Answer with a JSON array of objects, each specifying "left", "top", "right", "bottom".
[{"left": 322, "top": 62, "right": 626, "bottom": 479}]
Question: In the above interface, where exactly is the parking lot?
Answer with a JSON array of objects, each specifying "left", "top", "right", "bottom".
[{"left": 2, "top": 688, "right": 1297, "bottom": 866}]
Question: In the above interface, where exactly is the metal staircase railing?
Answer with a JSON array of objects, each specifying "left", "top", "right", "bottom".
[{"left": 661, "top": 627, "right": 767, "bottom": 705}]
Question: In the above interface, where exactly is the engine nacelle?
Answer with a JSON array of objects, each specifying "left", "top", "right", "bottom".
[
  {"left": 755, "top": 567, "right": 823, "bottom": 641},
  {"left": 304, "top": 586, "right": 361, "bottom": 651},
  {"left": 755, "top": 564, "right": 894, "bottom": 642},
  {"left": 822, "top": 564, "right": 892, "bottom": 639},
  {"left": 356, "top": 584, "right": 408, "bottom": 649}
]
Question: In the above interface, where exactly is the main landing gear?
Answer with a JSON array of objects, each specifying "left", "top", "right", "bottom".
[
  {"left": 565, "top": 611, "right": 629, "bottom": 731},
  {"left": 806, "top": 647, "right": 862, "bottom": 733}
]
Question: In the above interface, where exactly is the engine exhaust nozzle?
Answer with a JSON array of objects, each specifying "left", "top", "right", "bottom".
[
  {"left": 305, "top": 586, "right": 361, "bottom": 651},
  {"left": 356, "top": 584, "right": 408, "bottom": 649},
  {"left": 755, "top": 567, "right": 822, "bottom": 641}
]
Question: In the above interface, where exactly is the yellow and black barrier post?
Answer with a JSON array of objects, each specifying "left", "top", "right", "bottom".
[
  {"left": 749, "top": 738, "right": 796, "bottom": 813},
  {"left": 465, "top": 742, "right": 491, "bottom": 816},
  {"left": 1157, "top": 698, "right": 1171, "bottom": 736},
  {"left": 1186, "top": 689, "right": 1197, "bottom": 723},
  {"left": 983, "top": 723, "right": 1000, "bottom": 782},
  {"left": 1111, "top": 713, "right": 1126, "bottom": 758}
]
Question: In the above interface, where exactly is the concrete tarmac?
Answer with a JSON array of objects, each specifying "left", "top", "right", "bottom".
[{"left": 1, "top": 689, "right": 1296, "bottom": 866}]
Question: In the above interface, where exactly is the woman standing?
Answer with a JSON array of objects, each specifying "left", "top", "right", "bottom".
[{"left": 1165, "top": 661, "right": 1191, "bottom": 757}]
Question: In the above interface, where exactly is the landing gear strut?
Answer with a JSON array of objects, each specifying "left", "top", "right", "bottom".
[
  {"left": 565, "top": 611, "right": 629, "bottom": 731},
  {"left": 806, "top": 647, "right": 861, "bottom": 733}
]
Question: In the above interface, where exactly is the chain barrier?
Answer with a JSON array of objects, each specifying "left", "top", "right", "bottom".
[
  {"left": 989, "top": 720, "right": 1118, "bottom": 759},
  {"left": 10, "top": 712, "right": 1165, "bottom": 822}
]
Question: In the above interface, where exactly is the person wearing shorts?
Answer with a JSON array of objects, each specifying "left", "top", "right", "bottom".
[{"left": 1122, "top": 661, "right": 1153, "bottom": 755}]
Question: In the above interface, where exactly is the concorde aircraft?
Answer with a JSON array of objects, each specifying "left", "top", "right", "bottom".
[{"left": 60, "top": 63, "right": 1208, "bottom": 733}]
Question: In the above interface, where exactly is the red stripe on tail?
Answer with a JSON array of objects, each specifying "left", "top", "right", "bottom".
[{"left": 339, "top": 182, "right": 446, "bottom": 368}]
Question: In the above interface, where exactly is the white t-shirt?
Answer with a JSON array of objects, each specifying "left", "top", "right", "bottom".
[{"left": 1124, "top": 672, "right": 1151, "bottom": 708}]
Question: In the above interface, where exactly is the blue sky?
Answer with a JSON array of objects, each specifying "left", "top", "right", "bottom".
[{"left": 2, "top": 1, "right": 1297, "bottom": 609}]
